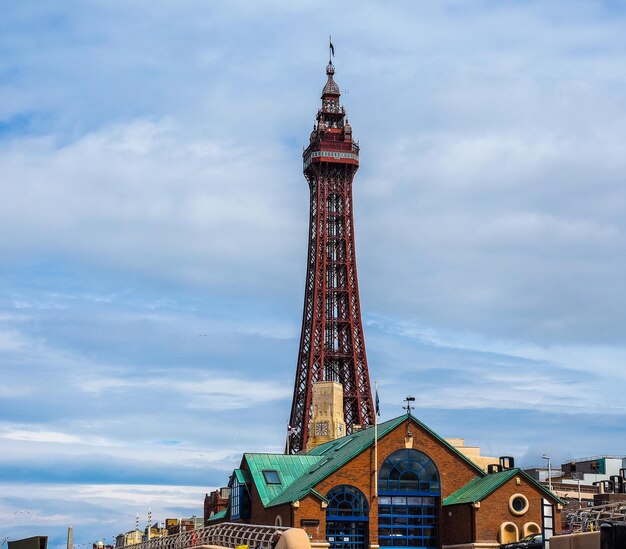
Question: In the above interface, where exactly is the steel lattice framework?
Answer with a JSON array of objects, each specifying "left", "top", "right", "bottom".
[{"left": 288, "top": 61, "right": 374, "bottom": 454}]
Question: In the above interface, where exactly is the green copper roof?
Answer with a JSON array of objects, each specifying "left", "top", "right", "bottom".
[
  {"left": 234, "top": 468, "right": 252, "bottom": 485},
  {"left": 243, "top": 453, "right": 323, "bottom": 506},
  {"left": 264, "top": 413, "right": 485, "bottom": 508},
  {"left": 443, "top": 468, "right": 565, "bottom": 506},
  {"left": 207, "top": 508, "right": 227, "bottom": 522},
  {"left": 444, "top": 468, "right": 518, "bottom": 505}
]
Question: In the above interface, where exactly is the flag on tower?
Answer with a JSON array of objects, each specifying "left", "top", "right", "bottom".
[
  {"left": 329, "top": 37, "right": 335, "bottom": 58},
  {"left": 375, "top": 386, "right": 380, "bottom": 416}
]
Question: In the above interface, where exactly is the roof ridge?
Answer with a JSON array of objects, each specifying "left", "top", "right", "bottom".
[{"left": 444, "top": 467, "right": 564, "bottom": 506}]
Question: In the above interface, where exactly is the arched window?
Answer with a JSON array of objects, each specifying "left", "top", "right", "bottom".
[
  {"left": 327, "top": 485, "right": 369, "bottom": 518},
  {"left": 378, "top": 450, "right": 440, "bottom": 549},
  {"left": 326, "top": 485, "right": 369, "bottom": 549},
  {"left": 379, "top": 448, "right": 440, "bottom": 493}
]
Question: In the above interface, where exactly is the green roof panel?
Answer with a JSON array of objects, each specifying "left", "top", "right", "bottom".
[
  {"left": 243, "top": 453, "right": 323, "bottom": 506},
  {"left": 234, "top": 468, "right": 252, "bottom": 485},
  {"left": 444, "top": 469, "right": 518, "bottom": 505},
  {"left": 207, "top": 508, "right": 227, "bottom": 522},
  {"left": 443, "top": 468, "right": 565, "bottom": 506}
]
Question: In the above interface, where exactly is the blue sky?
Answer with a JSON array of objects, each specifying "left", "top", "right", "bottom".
[{"left": 2, "top": 0, "right": 626, "bottom": 547}]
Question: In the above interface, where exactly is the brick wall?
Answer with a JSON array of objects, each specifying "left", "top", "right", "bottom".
[
  {"left": 294, "top": 494, "right": 327, "bottom": 541},
  {"left": 204, "top": 490, "right": 229, "bottom": 525},
  {"left": 474, "top": 475, "right": 561, "bottom": 542},
  {"left": 441, "top": 504, "right": 473, "bottom": 546},
  {"left": 249, "top": 481, "right": 292, "bottom": 527}
]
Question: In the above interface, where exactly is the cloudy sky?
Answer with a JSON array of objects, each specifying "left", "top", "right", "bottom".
[{"left": 2, "top": 0, "right": 626, "bottom": 547}]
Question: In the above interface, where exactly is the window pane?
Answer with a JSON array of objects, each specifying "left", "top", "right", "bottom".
[{"left": 263, "top": 470, "right": 281, "bottom": 484}]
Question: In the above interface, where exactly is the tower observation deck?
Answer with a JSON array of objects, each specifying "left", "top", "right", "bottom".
[{"left": 288, "top": 60, "right": 374, "bottom": 454}]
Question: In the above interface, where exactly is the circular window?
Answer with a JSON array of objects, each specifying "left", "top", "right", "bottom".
[{"left": 509, "top": 493, "right": 529, "bottom": 516}]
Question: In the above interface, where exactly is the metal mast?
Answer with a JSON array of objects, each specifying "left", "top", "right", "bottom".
[{"left": 289, "top": 59, "right": 374, "bottom": 453}]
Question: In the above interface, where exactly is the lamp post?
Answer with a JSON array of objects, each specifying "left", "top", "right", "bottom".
[{"left": 542, "top": 453, "right": 552, "bottom": 492}]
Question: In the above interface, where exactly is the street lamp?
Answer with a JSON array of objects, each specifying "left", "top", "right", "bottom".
[{"left": 542, "top": 453, "right": 552, "bottom": 492}]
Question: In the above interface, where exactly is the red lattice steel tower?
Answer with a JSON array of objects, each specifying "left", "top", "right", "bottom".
[{"left": 288, "top": 60, "right": 374, "bottom": 453}]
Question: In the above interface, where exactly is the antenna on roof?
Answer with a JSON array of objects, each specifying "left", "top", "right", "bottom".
[
  {"left": 403, "top": 396, "right": 415, "bottom": 438},
  {"left": 403, "top": 396, "right": 415, "bottom": 415}
]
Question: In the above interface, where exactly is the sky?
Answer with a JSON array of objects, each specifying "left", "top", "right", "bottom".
[{"left": 1, "top": 0, "right": 626, "bottom": 546}]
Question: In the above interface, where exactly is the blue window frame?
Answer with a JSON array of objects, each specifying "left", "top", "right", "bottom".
[
  {"left": 378, "top": 449, "right": 440, "bottom": 549},
  {"left": 327, "top": 484, "right": 369, "bottom": 518},
  {"left": 326, "top": 485, "right": 369, "bottom": 549},
  {"left": 231, "top": 477, "right": 241, "bottom": 518},
  {"left": 230, "top": 477, "right": 251, "bottom": 520}
]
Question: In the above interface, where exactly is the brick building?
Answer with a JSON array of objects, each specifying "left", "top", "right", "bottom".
[
  {"left": 206, "top": 412, "right": 562, "bottom": 549},
  {"left": 204, "top": 488, "right": 230, "bottom": 521}
]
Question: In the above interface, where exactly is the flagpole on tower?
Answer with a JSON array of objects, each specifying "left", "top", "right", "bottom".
[
  {"left": 329, "top": 35, "right": 335, "bottom": 63},
  {"left": 374, "top": 381, "right": 379, "bottom": 498}
]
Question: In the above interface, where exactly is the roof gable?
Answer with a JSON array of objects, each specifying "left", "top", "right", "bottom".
[
  {"left": 266, "top": 413, "right": 485, "bottom": 508},
  {"left": 243, "top": 453, "right": 322, "bottom": 506},
  {"left": 443, "top": 468, "right": 565, "bottom": 506}
]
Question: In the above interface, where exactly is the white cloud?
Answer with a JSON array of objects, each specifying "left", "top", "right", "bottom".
[
  {"left": 0, "top": 429, "right": 81, "bottom": 444},
  {"left": 0, "top": 329, "right": 30, "bottom": 351},
  {"left": 78, "top": 372, "right": 291, "bottom": 408}
]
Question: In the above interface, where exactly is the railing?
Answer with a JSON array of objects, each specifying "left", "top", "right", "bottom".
[
  {"left": 303, "top": 149, "right": 359, "bottom": 169},
  {"left": 566, "top": 501, "right": 626, "bottom": 532},
  {"left": 117, "top": 523, "right": 292, "bottom": 549},
  {"left": 563, "top": 455, "right": 625, "bottom": 465},
  {"left": 551, "top": 481, "right": 598, "bottom": 494}
]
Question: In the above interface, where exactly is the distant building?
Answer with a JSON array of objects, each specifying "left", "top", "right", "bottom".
[
  {"left": 142, "top": 524, "right": 168, "bottom": 542},
  {"left": 204, "top": 488, "right": 230, "bottom": 525},
  {"left": 561, "top": 455, "right": 626, "bottom": 480},
  {"left": 444, "top": 438, "right": 500, "bottom": 472},
  {"left": 92, "top": 541, "right": 114, "bottom": 549},
  {"left": 8, "top": 538, "right": 47, "bottom": 549},
  {"left": 524, "top": 455, "right": 626, "bottom": 516},
  {"left": 115, "top": 530, "right": 142, "bottom": 548},
  {"left": 165, "top": 517, "right": 203, "bottom": 534}
]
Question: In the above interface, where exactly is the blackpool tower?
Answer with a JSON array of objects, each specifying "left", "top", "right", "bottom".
[{"left": 288, "top": 58, "right": 374, "bottom": 454}]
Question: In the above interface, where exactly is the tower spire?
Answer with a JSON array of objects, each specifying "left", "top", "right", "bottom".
[{"left": 288, "top": 57, "right": 374, "bottom": 454}]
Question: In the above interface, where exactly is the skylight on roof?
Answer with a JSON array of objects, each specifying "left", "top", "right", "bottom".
[
  {"left": 262, "top": 470, "right": 281, "bottom": 484},
  {"left": 309, "top": 457, "right": 333, "bottom": 474},
  {"left": 334, "top": 438, "right": 352, "bottom": 451},
  {"left": 317, "top": 443, "right": 336, "bottom": 456}
]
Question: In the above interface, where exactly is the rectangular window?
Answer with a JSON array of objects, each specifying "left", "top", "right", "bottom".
[
  {"left": 263, "top": 470, "right": 281, "bottom": 484},
  {"left": 230, "top": 477, "right": 251, "bottom": 520},
  {"left": 231, "top": 478, "right": 241, "bottom": 519}
]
